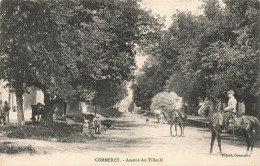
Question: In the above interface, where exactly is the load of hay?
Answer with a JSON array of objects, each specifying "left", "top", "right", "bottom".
[{"left": 150, "top": 92, "right": 181, "bottom": 113}]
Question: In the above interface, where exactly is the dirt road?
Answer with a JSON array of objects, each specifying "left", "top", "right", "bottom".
[{"left": 0, "top": 112, "right": 259, "bottom": 166}]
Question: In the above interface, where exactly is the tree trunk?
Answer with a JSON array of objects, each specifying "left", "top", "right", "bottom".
[
  {"left": 255, "top": 96, "right": 260, "bottom": 120},
  {"left": 16, "top": 93, "right": 25, "bottom": 126},
  {"left": 43, "top": 92, "right": 55, "bottom": 123},
  {"left": 56, "top": 100, "right": 64, "bottom": 117}
]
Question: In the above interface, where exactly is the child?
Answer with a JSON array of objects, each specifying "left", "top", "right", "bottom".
[
  {"left": 82, "top": 118, "right": 90, "bottom": 136},
  {"left": 93, "top": 116, "right": 101, "bottom": 134}
]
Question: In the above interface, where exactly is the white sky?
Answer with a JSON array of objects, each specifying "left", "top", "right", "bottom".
[
  {"left": 136, "top": 0, "right": 204, "bottom": 69},
  {"left": 140, "top": 0, "right": 204, "bottom": 28}
]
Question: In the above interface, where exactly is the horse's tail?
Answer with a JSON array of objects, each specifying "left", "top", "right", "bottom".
[
  {"left": 183, "top": 114, "right": 187, "bottom": 128},
  {"left": 254, "top": 117, "right": 260, "bottom": 136},
  {"left": 162, "top": 112, "right": 168, "bottom": 121}
]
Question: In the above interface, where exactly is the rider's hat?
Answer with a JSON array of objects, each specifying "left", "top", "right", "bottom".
[{"left": 227, "top": 90, "right": 234, "bottom": 95}]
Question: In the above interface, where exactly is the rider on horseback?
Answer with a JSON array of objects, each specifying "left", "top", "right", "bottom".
[
  {"left": 223, "top": 90, "right": 238, "bottom": 128},
  {"left": 173, "top": 97, "right": 185, "bottom": 122}
]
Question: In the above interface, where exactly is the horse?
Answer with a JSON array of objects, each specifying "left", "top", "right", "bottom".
[
  {"left": 163, "top": 109, "right": 187, "bottom": 136},
  {"left": 200, "top": 100, "right": 260, "bottom": 155},
  {"left": 154, "top": 109, "right": 162, "bottom": 123},
  {"left": 31, "top": 103, "right": 45, "bottom": 122}
]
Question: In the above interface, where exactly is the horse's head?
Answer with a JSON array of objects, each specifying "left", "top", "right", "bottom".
[
  {"left": 36, "top": 103, "right": 45, "bottom": 110},
  {"left": 198, "top": 98, "right": 221, "bottom": 117},
  {"left": 198, "top": 99, "right": 210, "bottom": 116}
]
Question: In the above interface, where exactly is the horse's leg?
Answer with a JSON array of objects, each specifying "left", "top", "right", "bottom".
[
  {"left": 32, "top": 115, "right": 36, "bottom": 122},
  {"left": 216, "top": 132, "right": 222, "bottom": 154},
  {"left": 179, "top": 122, "right": 183, "bottom": 136},
  {"left": 210, "top": 131, "right": 216, "bottom": 153},
  {"left": 244, "top": 130, "right": 250, "bottom": 155},
  {"left": 182, "top": 119, "right": 185, "bottom": 135},
  {"left": 248, "top": 130, "right": 254, "bottom": 155},
  {"left": 39, "top": 114, "right": 42, "bottom": 122},
  {"left": 250, "top": 135, "right": 254, "bottom": 155},
  {"left": 180, "top": 118, "right": 184, "bottom": 136}
]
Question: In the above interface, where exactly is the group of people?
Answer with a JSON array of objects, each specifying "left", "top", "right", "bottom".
[
  {"left": 82, "top": 116, "right": 103, "bottom": 137},
  {"left": 0, "top": 100, "right": 10, "bottom": 125},
  {"left": 171, "top": 90, "right": 239, "bottom": 126}
]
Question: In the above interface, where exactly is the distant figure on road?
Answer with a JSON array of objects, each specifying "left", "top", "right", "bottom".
[
  {"left": 0, "top": 100, "right": 4, "bottom": 125},
  {"left": 154, "top": 109, "right": 162, "bottom": 123},
  {"left": 146, "top": 118, "right": 149, "bottom": 125},
  {"left": 3, "top": 101, "right": 10, "bottom": 124},
  {"left": 13, "top": 106, "right": 17, "bottom": 112},
  {"left": 159, "top": 113, "right": 165, "bottom": 124}
]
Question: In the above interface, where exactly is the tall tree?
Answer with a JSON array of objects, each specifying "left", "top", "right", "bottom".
[
  {"left": 0, "top": 0, "right": 163, "bottom": 122},
  {"left": 134, "top": 0, "right": 260, "bottom": 115}
]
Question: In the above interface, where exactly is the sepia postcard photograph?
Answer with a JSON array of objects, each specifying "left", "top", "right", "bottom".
[{"left": 0, "top": 0, "right": 259, "bottom": 165}]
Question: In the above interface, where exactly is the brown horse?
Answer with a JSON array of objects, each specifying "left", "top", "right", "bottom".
[
  {"left": 163, "top": 110, "right": 187, "bottom": 136},
  {"left": 200, "top": 100, "right": 260, "bottom": 155}
]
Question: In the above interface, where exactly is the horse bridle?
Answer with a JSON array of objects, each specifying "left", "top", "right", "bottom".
[{"left": 211, "top": 112, "right": 223, "bottom": 122}]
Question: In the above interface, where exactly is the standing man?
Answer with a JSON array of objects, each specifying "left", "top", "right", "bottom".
[
  {"left": 3, "top": 101, "right": 10, "bottom": 124},
  {"left": 0, "top": 100, "right": 4, "bottom": 125}
]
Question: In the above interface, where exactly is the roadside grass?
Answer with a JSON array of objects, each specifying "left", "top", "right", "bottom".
[
  {"left": 0, "top": 122, "right": 95, "bottom": 143},
  {"left": 0, "top": 141, "right": 36, "bottom": 154}
]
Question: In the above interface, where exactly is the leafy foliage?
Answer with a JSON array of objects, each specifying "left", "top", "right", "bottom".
[
  {"left": 133, "top": 0, "right": 260, "bottom": 113},
  {"left": 0, "top": 0, "right": 162, "bottom": 120},
  {"left": 96, "top": 80, "right": 128, "bottom": 108},
  {"left": 131, "top": 64, "right": 167, "bottom": 110}
]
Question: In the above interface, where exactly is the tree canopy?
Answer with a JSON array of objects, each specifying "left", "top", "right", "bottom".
[
  {"left": 132, "top": 0, "right": 260, "bottom": 112},
  {"left": 0, "top": 0, "right": 163, "bottom": 121}
]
